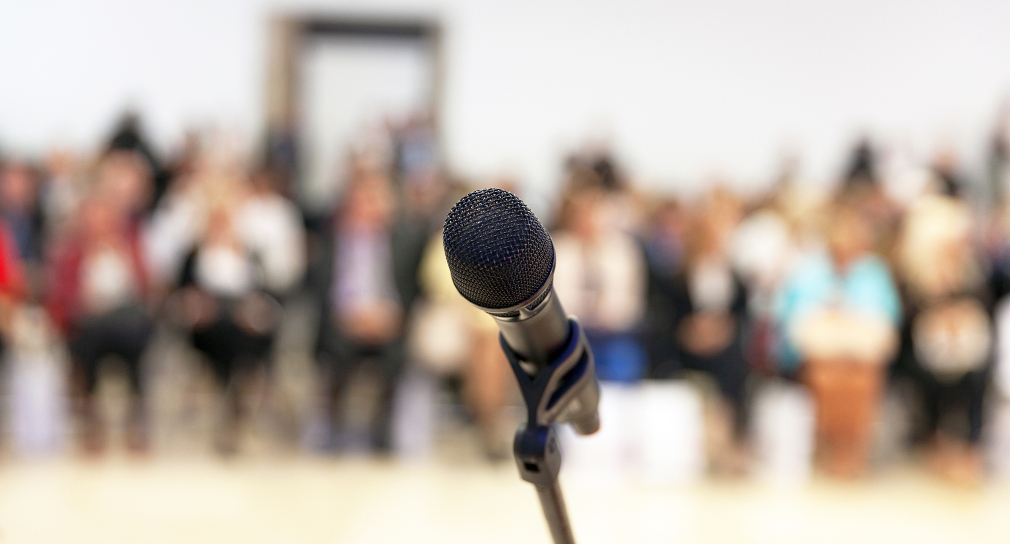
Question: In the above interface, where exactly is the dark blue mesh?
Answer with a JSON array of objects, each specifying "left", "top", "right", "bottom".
[{"left": 442, "top": 188, "right": 554, "bottom": 309}]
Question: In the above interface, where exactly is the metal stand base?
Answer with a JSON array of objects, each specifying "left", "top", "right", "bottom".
[{"left": 501, "top": 319, "right": 599, "bottom": 544}]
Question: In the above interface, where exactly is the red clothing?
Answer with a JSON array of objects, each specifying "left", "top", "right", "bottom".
[
  {"left": 0, "top": 220, "right": 27, "bottom": 300},
  {"left": 46, "top": 225, "right": 149, "bottom": 335}
]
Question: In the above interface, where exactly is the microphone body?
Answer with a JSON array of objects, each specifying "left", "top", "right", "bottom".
[
  {"left": 443, "top": 188, "right": 600, "bottom": 434},
  {"left": 493, "top": 285, "right": 569, "bottom": 375}
]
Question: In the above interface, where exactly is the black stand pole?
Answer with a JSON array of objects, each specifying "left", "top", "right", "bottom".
[{"left": 501, "top": 319, "right": 600, "bottom": 544}]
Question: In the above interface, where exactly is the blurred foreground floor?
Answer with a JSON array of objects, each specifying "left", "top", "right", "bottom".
[{"left": 1, "top": 456, "right": 1008, "bottom": 544}]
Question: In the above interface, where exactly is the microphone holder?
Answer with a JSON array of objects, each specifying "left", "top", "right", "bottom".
[{"left": 500, "top": 318, "right": 600, "bottom": 544}]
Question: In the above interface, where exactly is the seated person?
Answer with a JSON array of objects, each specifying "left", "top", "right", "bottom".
[
  {"left": 312, "top": 173, "right": 426, "bottom": 454},
  {"left": 48, "top": 193, "right": 154, "bottom": 455},
  {"left": 153, "top": 163, "right": 305, "bottom": 455},
  {"left": 413, "top": 232, "right": 514, "bottom": 460},
  {"left": 668, "top": 191, "right": 752, "bottom": 473},
  {"left": 552, "top": 168, "right": 647, "bottom": 383},
  {"left": 895, "top": 191, "right": 991, "bottom": 485},
  {"left": 776, "top": 202, "right": 901, "bottom": 477}
]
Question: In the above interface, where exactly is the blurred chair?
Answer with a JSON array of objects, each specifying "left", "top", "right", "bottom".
[
  {"left": 562, "top": 382, "right": 706, "bottom": 485},
  {"left": 636, "top": 381, "right": 706, "bottom": 485},
  {"left": 752, "top": 379, "right": 815, "bottom": 484},
  {"left": 5, "top": 305, "right": 67, "bottom": 456}
]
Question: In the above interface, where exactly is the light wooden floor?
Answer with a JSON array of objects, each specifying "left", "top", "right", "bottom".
[{"left": 1, "top": 456, "right": 1008, "bottom": 544}]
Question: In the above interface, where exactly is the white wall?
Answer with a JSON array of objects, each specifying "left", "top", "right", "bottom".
[{"left": 2, "top": 0, "right": 1010, "bottom": 198}]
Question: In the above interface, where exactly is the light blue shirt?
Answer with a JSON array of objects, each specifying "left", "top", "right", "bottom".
[{"left": 774, "top": 252, "right": 901, "bottom": 370}]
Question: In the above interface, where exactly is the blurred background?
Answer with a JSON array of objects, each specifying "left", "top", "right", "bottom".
[{"left": 3, "top": 0, "right": 1010, "bottom": 542}]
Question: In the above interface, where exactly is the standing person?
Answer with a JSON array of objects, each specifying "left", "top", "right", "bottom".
[
  {"left": 47, "top": 152, "right": 155, "bottom": 455},
  {"left": 313, "top": 173, "right": 426, "bottom": 454},
  {"left": 776, "top": 201, "right": 902, "bottom": 477}
]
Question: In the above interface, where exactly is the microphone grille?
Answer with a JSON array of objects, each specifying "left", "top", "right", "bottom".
[{"left": 443, "top": 188, "right": 554, "bottom": 310}]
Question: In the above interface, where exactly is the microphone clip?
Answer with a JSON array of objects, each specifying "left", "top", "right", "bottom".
[{"left": 499, "top": 318, "right": 600, "bottom": 544}]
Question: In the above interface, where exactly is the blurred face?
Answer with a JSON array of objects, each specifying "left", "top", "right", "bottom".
[
  {"left": 205, "top": 207, "right": 238, "bottom": 248},
  {"left": 97, "top": 151, "right": 151, "bottom": 213},
  {"left": 46, "top": 150, "right": 74, "bottom": 179},
  {"left": 704, "top": 187, "right": 742, "bottom": 238},
  {"left": 691, "top": 217, "right": 725, "bottom": 262},
  {"left": 0, "top": 163, "right": 36, "bottom": 211},
  {"left": 655, "top": 204, "right": 684, "bottom": 236},
  {"left": 828, "top": 209, "right": 872, "bottom": 269},
  {"left": 80, "top": 200, "right": 121, "bottom": 244},
  {"left": 344, "top": 177, "right": 394, "bottom": 231},
  {"left": 567, "top": 190, "right": 603, "bottom": 241}
]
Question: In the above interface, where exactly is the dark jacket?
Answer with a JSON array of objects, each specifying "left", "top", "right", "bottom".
[{"left": 310, "top": 214, "right": 428, "bottom": 357}]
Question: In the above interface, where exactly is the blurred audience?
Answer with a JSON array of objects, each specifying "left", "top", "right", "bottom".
[{"left": 5, "top": 104, "right": 1010, "bottom": 488}]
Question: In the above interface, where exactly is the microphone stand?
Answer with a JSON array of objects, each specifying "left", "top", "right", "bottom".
[{"left": 500, "top": 319, "right": 599, "bottom": 544}]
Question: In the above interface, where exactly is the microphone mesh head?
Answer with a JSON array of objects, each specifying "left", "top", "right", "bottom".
[{"left": 443, "top": 188, "right": 554, "bottom": 310}]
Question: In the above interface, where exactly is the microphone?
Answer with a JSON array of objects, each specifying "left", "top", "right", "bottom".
[{"left": 443, "top": 188, "right": 600, "bottom": 435}]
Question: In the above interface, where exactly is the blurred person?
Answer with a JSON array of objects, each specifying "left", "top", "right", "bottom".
[
  {"left": 988, "top": 107, "right": 1010, "bottom": 204},
  {"left": 731, "top": 204, "right": 797, "bottom": 376},
  {"left": 165, "top": 130, "right": 203, "bottom": 189},
  {"left": 264, "top": 120, "right": 299, "bottom": 198},
  {"left": 0, "top": 207, "right": 29, "bottom": 451},
  {"left": 643, "top": 198, "right": 688, "bottom": 380},
  {"left": 562, "top": 151, "right": 643, "bottom": 235},
  {"left": 775, "top": 200, "right": 902, "bottom": 477},
  {"left": 931, "top": 145, "right": 967, "bottom": 198},
  {"left": 98, "top": 149, "right": 156, "bottom": 220},
  {"left": 402, "top": 167, "right": 451, "bottom": 233},
  {"left": 666, "top": 188, "right": 752, "bottom": 473},
  {"left": 106, "top": 112, "right": 172, "bottom": 210},
  {"left": 843, "top": 138, "right": 879, "bottom": 190},
  {"left": 47, "top": 162, "right": 156, "bottom": 455},
  {"left": 0, "top": 160, "right": 44, "bottom": 267},
  {"left": 413, "top": 232, "right": 514, "bottom": 460},
  {"left": 880, "top": 144, "right": 935, "bottom": 210},
  {"left": 311, "top": 172, "right": 426, "bottom": 454},
  {"left": 894, "top": 190, "right": 992, "bottom": 485},
  {"left": 552, "top": 166, "right": 647, "bottom": 382},
  {"left": 392, "top": 111, "right": 438, "bottom": 183},
  {"left": 40, "top": 149, "right": 84, "bottom": 241},
  {"left": 0, "top": 210, "right": 28, "bottom": 340},
  {"left": 150, "top": 158, "right": 305, "bottom": 454}
]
